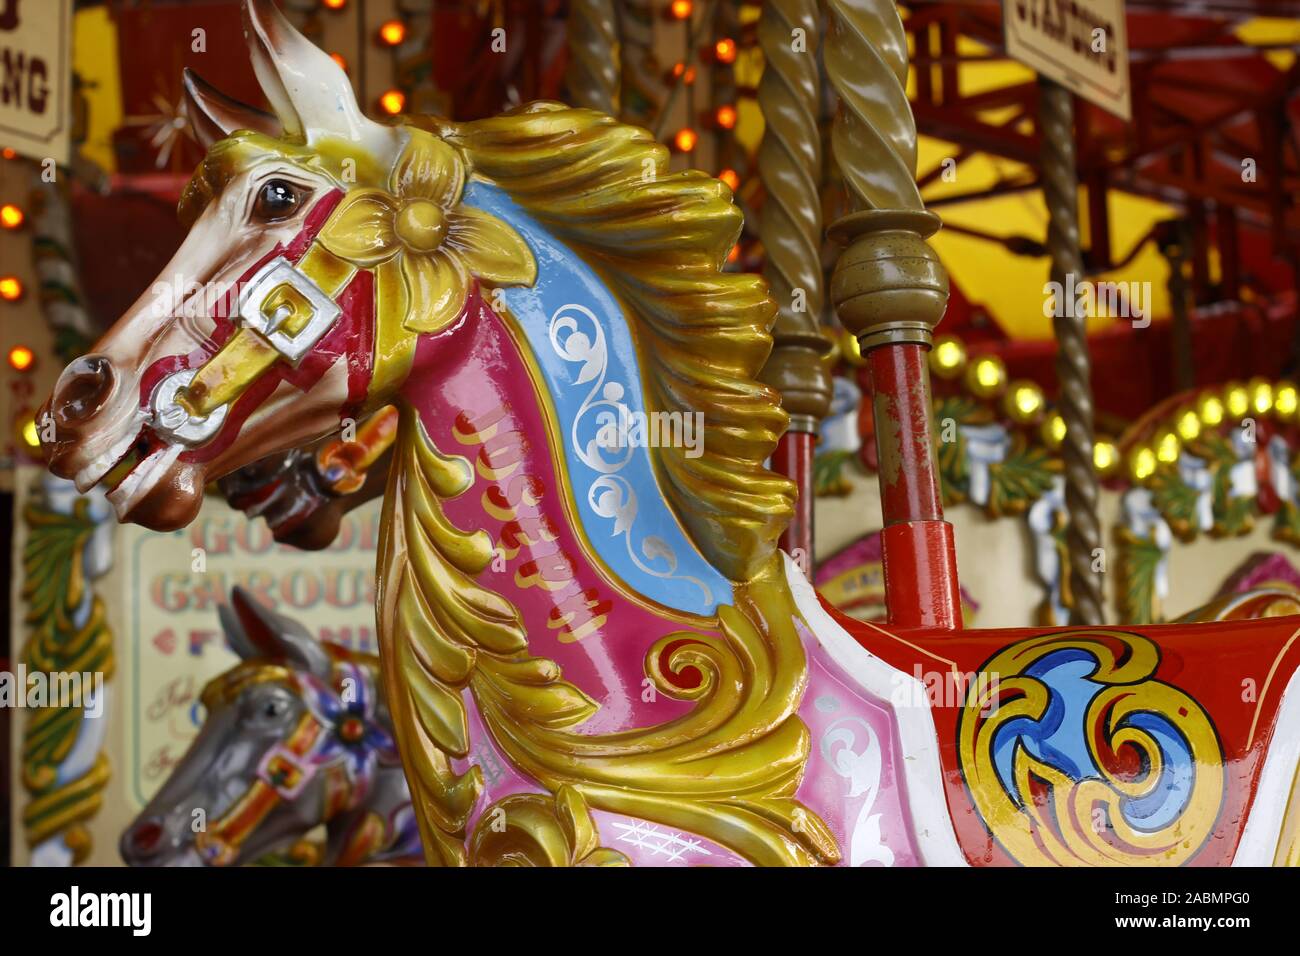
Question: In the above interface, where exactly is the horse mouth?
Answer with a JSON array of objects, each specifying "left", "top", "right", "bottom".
[
  {"left": 106, "top": 439, "right": 180, "bottom": 512},
  {"left": 82, "top": 427, "right": 202, "bottom": 530}
]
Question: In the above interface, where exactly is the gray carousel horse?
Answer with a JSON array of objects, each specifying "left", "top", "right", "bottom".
[{"left": 121, "top": 587, "right": 420, "bottom": 866}]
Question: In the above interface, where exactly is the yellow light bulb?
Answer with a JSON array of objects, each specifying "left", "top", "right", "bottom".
[
  {"left": 1155, "top": 429, "right": 1181, "bottom": 464},
  {"left": 1093, "top": 440, "right": 1118, "bottom": 476},
  {"left": 1276, "top": 381, "right": 1298, "bottom": 419},
  {"left": 1175, "top": 408, "right": 1200, "bottom": 442},
  {"left": 1225, "top": 383, "right": 1249, "bottom": 419},
  {"left": 1198, "top": 393, "right": 1224, "bottom": 427},
  {"left": 965, "top": 355, "right": 1006, "bottom": 398},
  {"left": 1005, "top": 380, "right": 1044, "bottom": 424},
  {"left": 1043, "top": 413, "right": 1067, "bottom": 448},
  {"left": 1131, "top": 445, "right": 1157, "bottom": 482},
  {"left": 1249, "top": 377, "right": 1273, "bottom": 415},
  {"left": 929, "top": 336, "right": 966, "bottom": 379}
]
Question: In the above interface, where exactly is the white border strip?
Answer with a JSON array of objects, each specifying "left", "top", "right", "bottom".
[
  {"left": 1233, "top": 662, "right": 1300, "bottom": 865},
  {"left": 784, "top": 553, "right": 968, "bottom": 866}
]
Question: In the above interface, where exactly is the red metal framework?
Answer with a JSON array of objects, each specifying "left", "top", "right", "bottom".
[{"left": 906, "top": 0, "right": 1300, "bottom": 302}]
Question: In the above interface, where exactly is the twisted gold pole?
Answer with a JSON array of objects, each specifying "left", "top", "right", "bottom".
[
  {"left": 756, "top": 0, "right": 832, "bottom": 566},
  {"left": 1039, "top": 78, "right": 1104, "bottom": 627},
  {"left": 565, "top": 0, "right": 622, "bottom": 115},
  {"left": 757, "top": 0, "right": 832, "bottom": 432},
  {"left": 824, "top": 0, "right": 959, "bottom": 630},
  {"left": 616, "top": 0, "right": 663, "bottom": 126}
]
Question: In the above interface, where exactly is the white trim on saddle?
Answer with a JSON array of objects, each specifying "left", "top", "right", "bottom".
[
  {"left": 1233, "top": 643, "right": 1300, "bottom": 865},
  {"left": 782, "top": 552, "right": 968, "bottom": 867}
]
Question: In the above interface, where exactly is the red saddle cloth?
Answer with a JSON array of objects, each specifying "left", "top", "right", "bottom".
[{"left": 825, "top": 598, "right": 1300, "bottom": 866}]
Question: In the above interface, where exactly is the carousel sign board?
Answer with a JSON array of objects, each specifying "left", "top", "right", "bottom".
[
  {"left": 1002, "top": 0, "right": 1132, "bottom": 120},
  {"left": 0, "top": 0, "right": 73, "bottom": 164}
]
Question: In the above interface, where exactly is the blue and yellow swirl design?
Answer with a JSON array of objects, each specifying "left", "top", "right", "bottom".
[{"left": 958, "top": 631, "right": 1225, "bottom": 866}]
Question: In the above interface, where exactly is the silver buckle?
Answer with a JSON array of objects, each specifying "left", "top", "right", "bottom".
[
  {"left": 238, "top": 256, "right": 341, "bottom": 365},
  {"left": 152, "top": 367, "right": 229, "bottom": 445}
]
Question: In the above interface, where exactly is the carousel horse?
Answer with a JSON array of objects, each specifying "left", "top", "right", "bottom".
[
  {"left": 120, "top": 587, "right": 420, "bottom": 867},
  {"left": 43, "top": 0, "right": 1300, "bottom": 866}
]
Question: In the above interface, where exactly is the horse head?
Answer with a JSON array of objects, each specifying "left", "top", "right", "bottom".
[
  {"left": 40, "top": 0, "right": 791, "bottom": 586},
  {"left": 121, "top": 587, "right": 410, "bottom": 866},
  {"left": 40, "top": 0, "right": 526, "bottom": 530}
]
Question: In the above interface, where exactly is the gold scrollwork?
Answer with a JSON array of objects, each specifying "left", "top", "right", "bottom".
[
  {"left": 958, "top": 630, "right": 1225, "bottom": 866},
  {"left": 379, "top": 411, "right": 840, "bottom": 867},
  {"left": 469, "top": 787, "right": 629, "bottom": 866}
]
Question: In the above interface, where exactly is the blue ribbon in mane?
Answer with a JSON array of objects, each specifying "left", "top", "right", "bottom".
[{"left": 464, "top": 181, "right": 731, "bottom": 617}]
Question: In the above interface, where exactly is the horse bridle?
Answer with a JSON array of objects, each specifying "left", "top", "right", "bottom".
[
  {"left": 150, "top": 196, "right": 358, "bottom": 447},
  {"left": 194, "top": 661, "right": 389, "bottom": 866}
]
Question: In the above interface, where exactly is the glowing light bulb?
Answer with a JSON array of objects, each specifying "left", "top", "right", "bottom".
[
  {"left": 1225, "top": 382, "right": 1249, "bottom": 419},
  {"left": 1175, "top": 408, "right": 1200, "bottom": 442},
  {"left": 1275, "top": 381, "right": 1298, "bottom": 418},
  {"left": 379, "top": 19, "right": 407, "bottom": 46},
  {"left": 0, "top": 203, "right": 24, "bottom": 229},
  {"left": 1005, "top": 380, "right": 1044, "bottom": 424},
  {"left": 714, "top": 105, "right": 737, "bottom": 129},
  {"left": 20, "top": 414, "right": 39, "bottom": 451},
  {"left": 929, "top": 336, "right": 966, "bottom": 379},
  {"left": 0, "top": 276, "right": 24, "bottom": 301},
  {"left": 718, "top": 168, "right": 740, "bottom": 191},
  {"left": 1250, "top": 377, "right": 1273, "bottom": 415},
  {"left": 7, "top": 345, "right": 34, "bottom": 371},
  {"left": 670, "top": 0, "right": 693, "bottom": 20},
  {"left": 714, "top": 38, "right": 737, "bottom": 64},
  {"left": 1043, "top": 413, "right": 1067, "bottom": 448},
  {"left": 1093, "top": 440, "right": 1118, "bottom": 476},
  {"left": 965, "top": 355, "right": 1006, "bottom": 397},
  {"left": 1130, "top": 445, "right": 1157, "bottom": 482},
  {"left": 1155, "top": 429, "right": 1181, "bottom": 464},
  {"left": 379, "top": 89, "right": 406, "bottom": 115},
  {"left": 673, "top": 128, "right": 698, "bottom": 152},
  {"left": 1198, "top": 393, "right": 1224, "bottom": 427}
]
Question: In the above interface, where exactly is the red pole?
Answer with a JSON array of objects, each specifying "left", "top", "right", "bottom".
[
  {"left": 868, "top": 342, "right": 961, "bottom": 630},
  {"left": 824, "top": 2, "right": 962, "bottom": 633},
  {"left": 773, "top": 431, "right": 815, "bottom": 570}
]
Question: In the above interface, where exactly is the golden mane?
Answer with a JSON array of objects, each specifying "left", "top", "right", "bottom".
[{"left": 418, "top": 102, "right": 795, "bottom": 583}]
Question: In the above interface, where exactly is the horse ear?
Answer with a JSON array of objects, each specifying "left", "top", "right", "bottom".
[
  {"left": 242, "top": 0, "right": 400, "bottom": 161},
  {"left": 222, "top": 587, "right": 332, "bottom": 680},
  {"left": 183, "top": 68, "right": 281, "bottom": 149}
]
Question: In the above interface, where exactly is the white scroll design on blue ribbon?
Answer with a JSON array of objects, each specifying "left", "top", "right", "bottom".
[{"left": 549, "top": 303, "right": 713, "bottom": 605}]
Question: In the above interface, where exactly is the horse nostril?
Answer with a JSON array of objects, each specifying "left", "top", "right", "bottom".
[{"left": 53, "top": 355, "right": 115, "bottom": 425}]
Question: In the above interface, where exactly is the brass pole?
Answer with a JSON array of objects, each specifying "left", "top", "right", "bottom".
[
  {"left": 1159, "top": 220, "right": 1195, "bottom": 393},
  {"left": 1039, "top": 78, "right": 1104, "bottom": 626},
  {"left": 757, "top": 0, "right": 832, "bottom": 570},
  {"left": 565, "top": 0, "right": 622, "bottom": 115},
  {"left": 617, "top": 0, "right": 666, "bottom": 127},
  {"left": 824, "top": 0, "right": 960, "bottom": 631}
]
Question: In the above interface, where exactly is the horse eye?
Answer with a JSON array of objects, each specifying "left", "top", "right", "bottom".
[
  {"left": 262, "top": 698, "right": 288, "bottom": 719},
  {"left": 254, "top": 180, "right": 300, "bottom": 221}
]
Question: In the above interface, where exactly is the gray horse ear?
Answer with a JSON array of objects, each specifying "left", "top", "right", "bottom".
[
  {"left": 182, "top": 68, "right": 281, "bottom": 149},
  {"left": 222, "top": 587, "right": 332, "bottom": 680}
]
